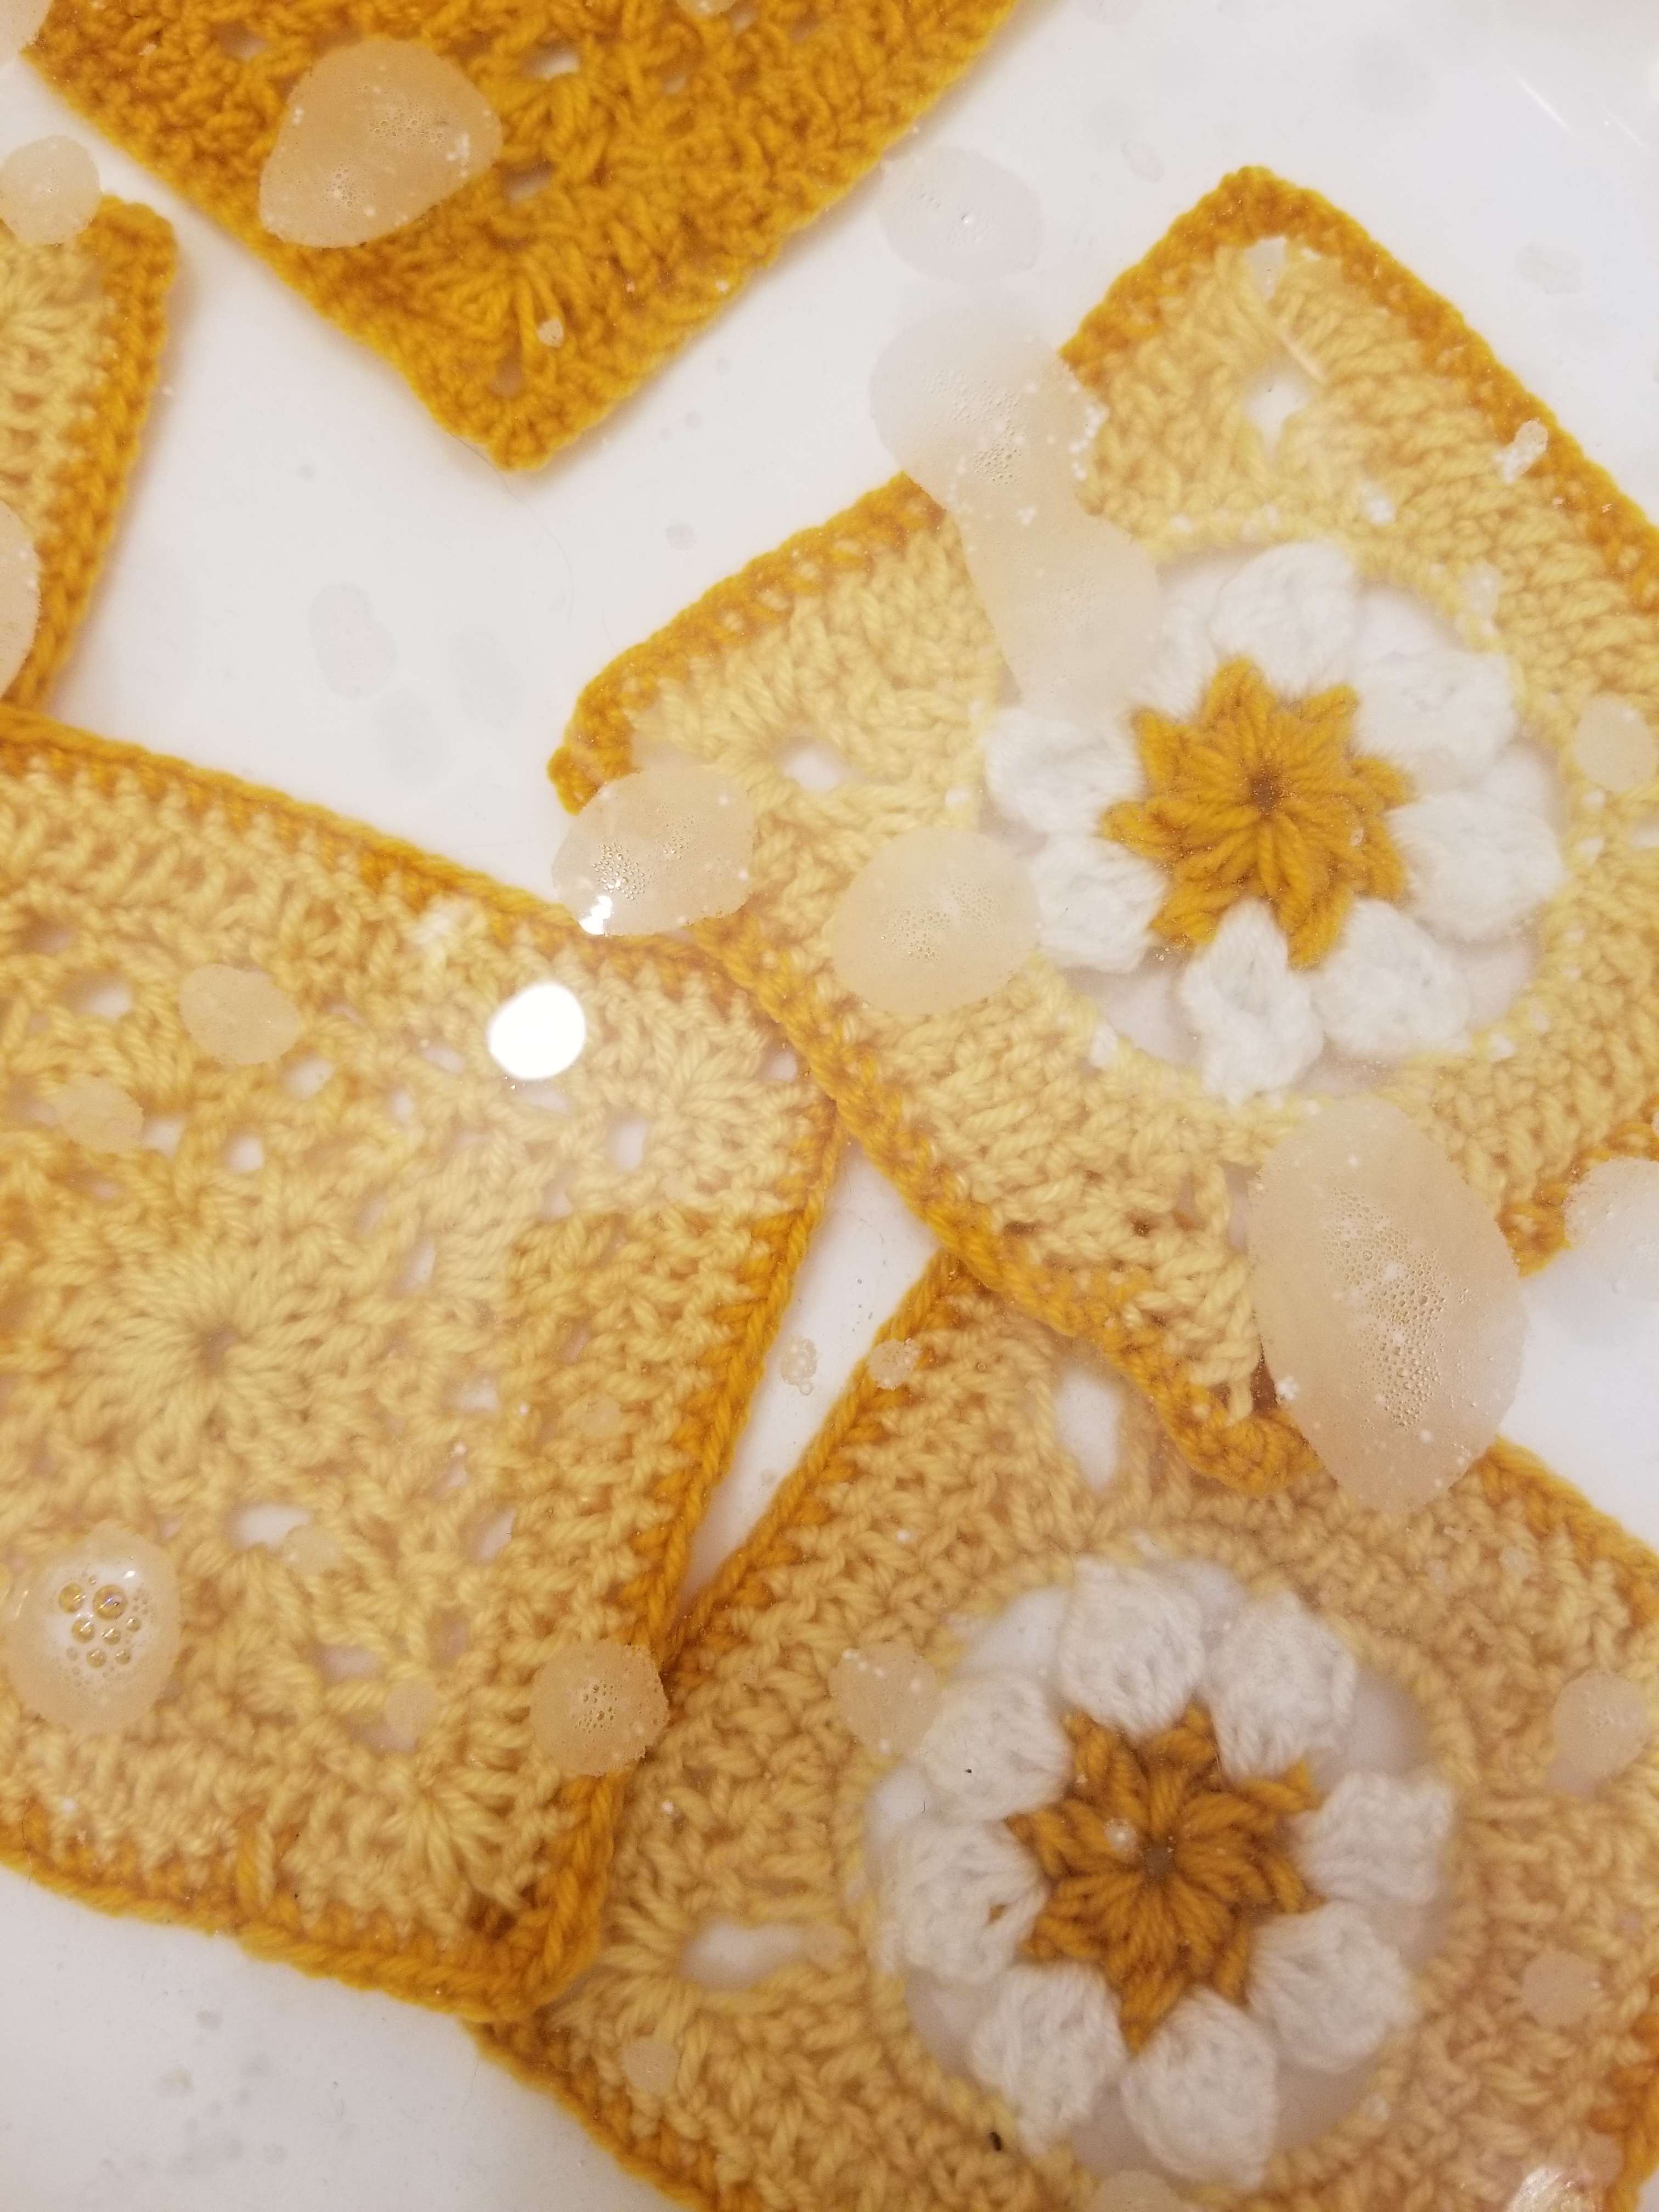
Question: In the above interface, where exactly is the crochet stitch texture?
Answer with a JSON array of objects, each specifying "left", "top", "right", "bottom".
[
  {"left": 0, "top": 196, "right": 173, "bottom": 706},
  {"left": 0, "top": 703, "right": 837, "bottom": 2017},
  {"left": 551, "top": 169, "right": 1659, "bottom": 1497},
  {"left": 31, "top": 0, "right": 1024, "bottom": 468},
  {"left": 487, "top": 1256, "right": 1659, "bottom": 2210}
]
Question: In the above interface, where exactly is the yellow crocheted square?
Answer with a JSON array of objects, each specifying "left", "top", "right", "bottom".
[
  {"left": 0, "top": 197, "right": 174, "bottom": 708},
  {"left": 486, "top": 1257, "right": 1659, "bottom": 2211},
  {"left": 0, "top": 703, "right": 837, "bottom": 2018},
  {"left": 32, "top": 0, "right": 1020, "bottom": 469},
  {"left": 551, "top": 167, "right": 1659, "bottom": 1498}
]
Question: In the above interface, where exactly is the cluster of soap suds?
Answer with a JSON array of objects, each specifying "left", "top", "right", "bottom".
[
  {"left": 1, "top": 1527, "right": 180, "bottom": 1734},
  {"left": 1249, "top": 1098, "right": 1525, "bottom": 1511},
  {"left": 179, "top": 965, "right": 302, "bottom": 1065},
  {"left": 777, "top": 1334, "right": 818, "bottom": 1393},
  {"left": 551, "top": 760, "right": 755, "bottom": 935},
  {"left": 828, "top": 826, "right": 1039, "bottom": 1018},
  {"left": 0, "top": 135, "right": 99, "bottom": 244},
  {"left": 0, "top": 1, "right": 48, "bottom": 66},
  {"left": 868, "top": 306, "right": 1159, "bottom": 723},
  {"left": 528, "top": 1639, "right": 669, "bottom": 1774},
  {"left": 259, "top": 40, "right": 503, "bottom": 249},
  {"left": 867, "top": 1338, "right": 922, "bottom": 1389}
]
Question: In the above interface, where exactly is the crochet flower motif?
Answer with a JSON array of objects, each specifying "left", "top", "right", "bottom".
[
  {"left": 877, "top": 1561, "right": 1455, "bottom": 2188},
  {"left": 983, "top": 541, "right": 1564, "bottom": 1104}
]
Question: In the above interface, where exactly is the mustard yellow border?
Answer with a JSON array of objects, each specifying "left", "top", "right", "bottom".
[
  {"left": 33, "top": 1, "right": 1023, "bottom": 470},
  {"left": 0, "top": 702, "right": 840, "bottom": 2019},
  {"left": 551, "top": 166, "right": 1659, "bottom": 1497},
  {"left": 7, "top": 198, "right": 176, "bottom": 711}
]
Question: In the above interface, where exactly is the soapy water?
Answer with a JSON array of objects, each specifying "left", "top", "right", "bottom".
[
  {"left": 1564, "top": 1159, "right": 1659, "bottom": 1301},
  {"left": 877, "top": 146, "right": 1042, "bottom": 284},
  {"left": 0, "top": 135, "right": 99, "bottom": 244},
  {"left": 259, "top": 40, "right": 503, "bottom": 249},
  {"left": 1249, "top": 1099, "right": 1526, "bottom": 1513},
  {"left": 2, "top": 1527, "right": 180, "bottom": 1735},
  {"left": 869, "top": 306, "right": 1160, "bottom": 720},
  {"left": 8, "top": 43, "right": 1659, "bottom": 2205},
  {"left": 550, "top": 760, "right": 755, "bottom": 936}
]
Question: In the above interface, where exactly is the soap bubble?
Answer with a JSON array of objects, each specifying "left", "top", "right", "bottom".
[
  {"left": 551, "top": 760, "right": 754, "bottom": 936},
  {"left": 828, "top": 827, "right": 1039, "bottom": 1018},
  {"left": 0, "top": 136, "right": 99, "bottom": 245},
  {"left": 259, "top": 39, "right": 504, "bottom": 249},
  {"left": 877, "top": 146, "right": 1042, "bottom": 283},
  {"left": 3, "top": 1526, "right": 180, "bottom": 1735},
  {"left": 1249, "top": 1098, "right": 1525, "bottom": 1512}
]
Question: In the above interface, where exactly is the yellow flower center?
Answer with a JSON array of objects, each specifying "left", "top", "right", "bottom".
[
  {"left": 1105, "top": 658, "right": 1411, "bottom": 967},
  {"left": 1006, "top": 1706, "right": 1321, "bottom": 2052}
]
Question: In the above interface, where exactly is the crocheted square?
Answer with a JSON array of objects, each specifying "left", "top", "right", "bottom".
[
  {"left": 32, "top": 0, "right": 1020, "bottom": 470},
  {"left": 487, "top": 1256, "right": 1659, "bottom": 2210},
  {"left": 0, "top": 196, "right": 174, "bottom": 708},
  {"left": 0, "top": 703, "right": 837, "bottom": 2018},
  {"left": 552, "top": 167, "right": 1659, "bottom": 1497}
]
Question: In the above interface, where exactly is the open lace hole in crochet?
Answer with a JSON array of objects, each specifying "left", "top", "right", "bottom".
[
  {"left": 606, "top": 1113, "right": 650, "bottom": 1171},
  {"left": 0, "top": 702, "right": 829, "bottom": 2012},
  {"left": 681, "top": 1917, "right": 844, "bottom": 1990},
  {"left": 778, "top": 734, "right": 858, "bottom": 792},
  {"left": 225, "top": 1502, "right": 313, "bottom": 1553},
  {"left": 1242, "top": 355, "right": 1318, "bottom": 454}
]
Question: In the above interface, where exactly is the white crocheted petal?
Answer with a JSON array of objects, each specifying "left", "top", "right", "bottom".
[
  {"left": 1207, "top": 543, "right": 1359, "bottom": 698},
  {"left": 1310, "top": 898, "right": 1470, "bottom": 1063},
  {"left": 1121, "top": 1988, "right": 1279, "bottom": 2187},
  {"left": 967, "top": 1962, "right": 1127, "bottom": 2152},
  {"left": 1137, "top": 597, "right": 1219, "bottom": 720},
  {"left": 879, "top": 1817, "right": 1047, "bottom": 1985},
  {"left": 1056, "top": 1561, "right": 1207, "bottom": 1736},
  {"left": 1390, "top": 791, "right": 1564, "bottom": 944},
  {"left": 914, "top": 1668, "right": 1073, "bottom": 1820},
  {"left": 983, "top": 707, "right": 1144, "bottom": 837},
  {"left": 1351, "top": 648, "right": 1518, "bottom": 792},
  {"left": 1205, "top": 1590, "right": 1357, "bottom": 1780},
  {"left": 1176, "top": 900, "right": 1323, "bottom": 1105},
  {"left": 1161, "top": 1556, "right": 1247, "bottom": 1640},
  {"left": 1293, "top": 1769, "right": 1456, "bottom": 1907},
  {"left": 1248, "top": 1902, "right": 1418, "bottom": 2073},
  {"left": 1031, "top": 835, "right": 1165, "bottom": 974}
]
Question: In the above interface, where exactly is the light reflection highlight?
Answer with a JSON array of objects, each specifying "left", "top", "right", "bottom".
[{"left": 486, "top": 981, "right": 586, "bottom": 1080}]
